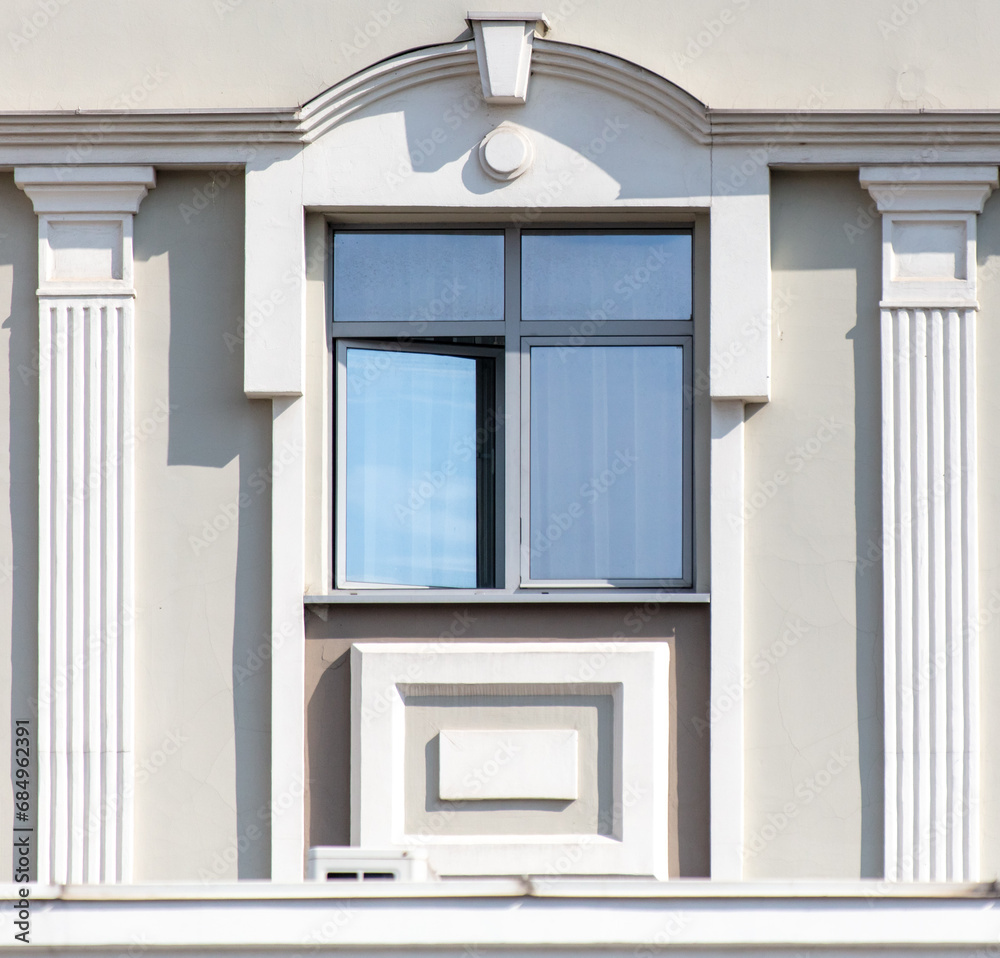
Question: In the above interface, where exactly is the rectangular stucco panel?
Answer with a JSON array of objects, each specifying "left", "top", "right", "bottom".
[
  {"left": 744, "top": 171, "right": 882, "bottom": 879},
  {"left": 133, "top": 171, "right": 272, "bottom": 881},
  {"left": 304, "top": 604, "right": 709, "bottom": 878}
]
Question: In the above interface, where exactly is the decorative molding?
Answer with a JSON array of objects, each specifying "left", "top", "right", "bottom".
[
  {"left": 18, "top": 881, "right": 1000, "bottom": 952},
  {"left": 15, "top": 164, "right": 155, "bottom": 884},
  {"left": 709, "top": 401, "right": 745, "bottom": 879},
  {"left": 351, "top": 642, "right": 670, "bottom": 878},
  {"left": 467, "top": 12, "right": 549, "bottom": 104},
  {"left": 478, "top": 122, "right": 534, "bottom": 180},
  {"left": 296, "top": 40, "right": 712, "bottom": 144},
  {"left": 860, "top": 164, "right": 998, "bottom": 882}
]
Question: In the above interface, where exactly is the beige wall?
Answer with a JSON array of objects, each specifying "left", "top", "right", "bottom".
[
  {"left": 744, "top": 171, "right": 883, "bottom": 878},
  {"left": 0, "top": 175, "right": 41, "bottom": 881},
  {"left": 133, "top": 171, "right": 272, "bottom": 881},
  {"left": 0, "top": 0, "right": 997, "bottom": 113},
  {"left": 304, "top": 604, "right": 711, "bottom": 878}
]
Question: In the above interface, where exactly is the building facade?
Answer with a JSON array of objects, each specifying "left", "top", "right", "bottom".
[{"left": 2, "top": 0, "right": 1000, "bottom": 952}]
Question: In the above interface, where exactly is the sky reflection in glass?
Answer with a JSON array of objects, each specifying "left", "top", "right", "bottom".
[{"left": 345, "top": 348, "right": 478, "bottom": 587}]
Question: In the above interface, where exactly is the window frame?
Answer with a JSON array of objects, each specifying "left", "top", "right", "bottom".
[
  {"left": 334, "top": 337, "right": 505, "bottom": 590},
  {"left": 519, "top": 334, "right": 694, "bottom": 590},
  {"left": 328, "top": 223, "right": 697, "bottom": 594}
]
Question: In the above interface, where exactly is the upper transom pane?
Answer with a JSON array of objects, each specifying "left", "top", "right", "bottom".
[
  {"left": 521, "top": 232, "right": 692, "bottom": 321},
  {"left": 333, "top": 231, "right": 504, "bottom": 322}
]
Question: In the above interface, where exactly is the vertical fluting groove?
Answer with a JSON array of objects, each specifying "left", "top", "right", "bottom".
[
  {"left": 119, "top": 302, "right": 134, "bottom": 882},
  {"left": 962, "top": 310, "right": 979, "bottom": 880},
  {"left": 103, "top": 304, "right": 117, "bottom": 882},
  {"left": 881, "top": 308, "right": 898, "bottom": 880},
  {"left": 70, "top": 304, "right": 86, "bottom": 884},
  {"left": 84, "top": 304, "right": 103, "bottom": 883},
  {"left": 929, "top": 309, "right": 947, "bottom": 879},
  {"left": 52, "top": 302, "right": 69, "bottom": 883},
  {"left": 913, "top": 309, "right": 932, "bottom": 881},
  {"left": 945, "top": 310, "right": 963, "bottom": 881},
  {"left": 884, "top": 307, "right": 978, "bottom": 883},
  {"left": 37, "top": 305, "right": 54, "bottom": 884},
  {"left": 896, "top": 309, "right": 914, "bottom": 881}
]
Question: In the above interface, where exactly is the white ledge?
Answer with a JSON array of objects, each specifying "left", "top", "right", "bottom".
[{"left": 304, "top": 590, "right": 711, "bottom": 604}]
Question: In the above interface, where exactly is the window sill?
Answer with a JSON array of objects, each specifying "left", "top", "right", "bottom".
[{"left": 304, "top": 590, "right": 711, "bottom": 605}]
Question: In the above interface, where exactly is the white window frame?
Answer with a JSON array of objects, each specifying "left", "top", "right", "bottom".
[
  {"left": 334, "top": 337, "right": 505, "bottom": 590},
  {"left": 329, "top": 225, "right": 696, "bottom": 594}
]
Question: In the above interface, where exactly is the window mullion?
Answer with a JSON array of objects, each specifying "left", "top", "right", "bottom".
[{"left": 504, "top": 226, "right": 521, "bottom": 592}]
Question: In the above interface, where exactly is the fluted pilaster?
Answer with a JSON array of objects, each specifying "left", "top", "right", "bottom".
[
  {"left": 17, "top": 166, "right": 154, "bottom": 883},
  {"left": 862, "top": 165, "right": 996, "bottom": 881}
]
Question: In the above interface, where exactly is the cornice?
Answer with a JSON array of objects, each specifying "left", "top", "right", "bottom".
[{"left": 4, "top": 49, "right": 1000, "bottom": 155}]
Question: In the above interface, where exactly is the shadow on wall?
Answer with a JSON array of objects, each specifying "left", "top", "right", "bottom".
[
  {"left": 1, "top": 175, "right": 40, "bottom": 880},
  {"left": 134, "top": 171, "right": 272, "bottom": 880},
  {"left": 768, "top": 170, "right": 883, "bottom": 878}
]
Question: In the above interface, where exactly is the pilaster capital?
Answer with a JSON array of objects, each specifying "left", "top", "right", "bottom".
[
  {"left": 14, "top": 165, "right": 155, "bottom": 215},
  {"left": 14, "top": 166, "right": 155, "bottom": 296},
  {"left": 860, "top": 165, "right": 998, "bottom": 309}
]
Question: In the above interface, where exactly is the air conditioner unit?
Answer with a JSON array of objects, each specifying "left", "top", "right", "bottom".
[{"left": 307, "top": 847, "right": 437, "bottom": 882}]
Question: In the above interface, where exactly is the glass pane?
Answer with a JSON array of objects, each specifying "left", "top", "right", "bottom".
[
  {"left": 334, "top": 232, "right": 504, "bottom": 323},
  {"left": 521, "top": 232, "right": 692, "bottom": 321},
  {"left": 344, "top": 347, "right": 480, "bottom": 588},
  {"left": 530, "top": 345, "right": 685, "bottom": 580}
]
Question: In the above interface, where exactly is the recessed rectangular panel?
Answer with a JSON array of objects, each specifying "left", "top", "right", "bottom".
[
  {"left": 48, "top": 220, "right": 123, "bottom": 281},
  {"left": 891, "top": 219, "right": 967, "bottom": 280},
  {"left": 438, "top": 728, "right": 579, "bottom": 800}
]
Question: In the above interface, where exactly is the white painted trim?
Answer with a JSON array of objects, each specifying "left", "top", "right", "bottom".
[
  {"left": 351, "top": 642, "right": 670, "bottom": 878},
  {"left": 709, "top": 149, "right": 770, "bottom": 402},
  {"left": 14, "top": 882, "right": 1000, "bottom": 951},
  {"left": 15, "top": 166, "right": 155, "bottom": 884},
  {"left": 862, "top": 166, "right": 996, "bottom": 882},
  {"left": 709, "top": 400, "right": 744, "bottom": 879},
  {"left": 270, "top": 398, "right": 307, "bottom": 882}
]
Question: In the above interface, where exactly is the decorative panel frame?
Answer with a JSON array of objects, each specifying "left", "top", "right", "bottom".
[{"left": 350, "top": 642, "right": 669, "bottom": 878}]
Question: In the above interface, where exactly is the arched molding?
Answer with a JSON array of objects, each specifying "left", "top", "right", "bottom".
[{"left": 296, "top": 38, "right": 710, "bottom": 144}]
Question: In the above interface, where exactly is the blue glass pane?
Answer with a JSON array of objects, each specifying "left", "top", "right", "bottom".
[
  {"left": 530, "top": 345, "right": 685, "bottom": 580},
  {"left": 522, "top": 233, "right": 692, "bottom": 321},
  {"left": 334, "top": 232, "right": 504, "bottom": 322},
  {"left": 345, "top": 347, "right": 478, "bottom": 588}
]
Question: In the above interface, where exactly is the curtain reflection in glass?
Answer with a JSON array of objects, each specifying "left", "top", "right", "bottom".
[
  {"left": 521, "top": 233, "right": 692, "bottom": 321},
  {"left": 530, "top": 345, "right": 684, "bottom": 580},
  {"left": 345, "top": 348, "right": 478, "bottom": 587}
]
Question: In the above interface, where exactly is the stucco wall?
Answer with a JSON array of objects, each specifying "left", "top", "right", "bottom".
[
  {"left": 744, "top": 171, "right": 883, "bottom": 879},
  {"left": 0, "top": 0, "right": 995, "bottom": 112},
  {"left": 0, "top": 175, "right": 41, "bottom": 882},
  {"left": 132, "top": 171, "right": 272, "bottom": 881}
]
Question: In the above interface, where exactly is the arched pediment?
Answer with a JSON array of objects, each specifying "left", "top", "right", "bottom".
[{"left": 297, "top": 38, "right": 710, "bottom": 145}]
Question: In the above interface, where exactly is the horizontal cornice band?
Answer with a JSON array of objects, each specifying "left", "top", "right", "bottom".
[{"left": 2, "top": 43, "right": 1000, "bottom": 155}]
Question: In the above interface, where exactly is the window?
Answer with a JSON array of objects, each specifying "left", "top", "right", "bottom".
[{"left": 331, "top": 227, "right": 693, "bottom": 590}]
